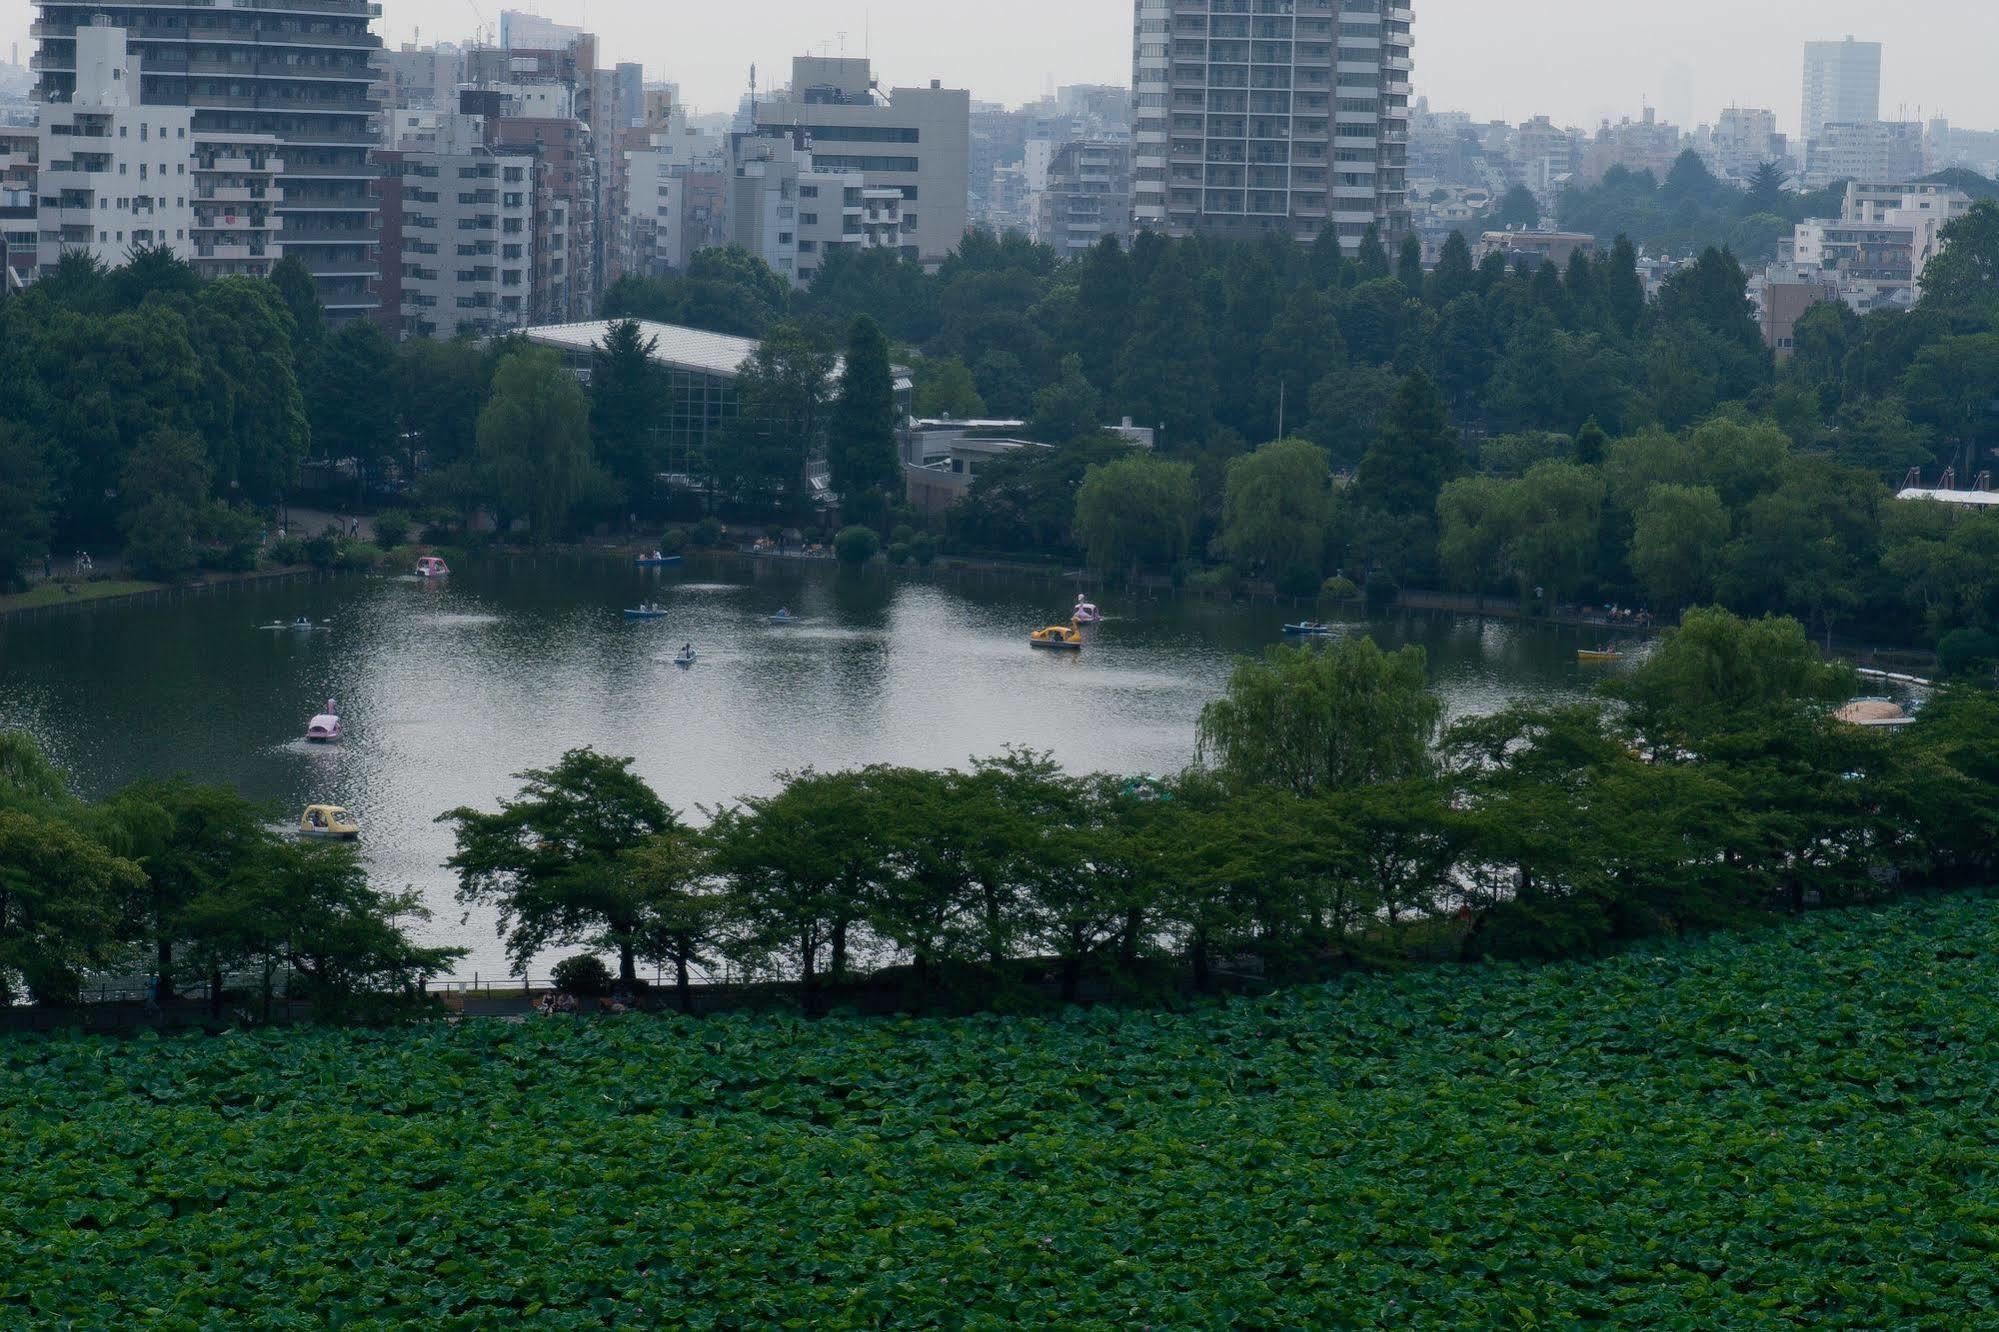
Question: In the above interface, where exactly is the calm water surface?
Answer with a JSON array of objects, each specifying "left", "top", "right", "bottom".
[{"left": 0, "top": 555, "right": 1600, "bottom": 976}]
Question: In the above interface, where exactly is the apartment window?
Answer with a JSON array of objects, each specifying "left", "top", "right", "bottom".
[
  {"left": 800, "top": 212, "right": 817, "bottom": 225},
  {"left": 778, "top": 231, "right": 792, "bottom": 244},
  {"left": 800, "top": 185, "right": 818, "bottom": 198}
]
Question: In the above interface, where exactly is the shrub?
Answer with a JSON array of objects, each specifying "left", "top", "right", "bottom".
[
  {"left": 1186, "top": 564, "right": 1237, "bottom": 595},
  {"left": 886, "top": 542, "right": 912, "bottom": 566},
  {"left": 372, "top": 511, "right": 412, "bottom": 550},
  {"left": 1937, "top": 627, "right": 1999, "bottom": 680},
  {"left": 551, "top": 954, "right": 614, "bottom": 997},
  {"left": 333, "top": 542, "right": 378, "bottom": 572},
  {"left": 1276, "top": 563, "right": 1323, "bottom": 599},
  {"left": 911, "top": 533, "right": 938, "bottom": 567},
  {"left": 891, "top": 524, "right": 915, "bottom": 546},
  {"left": 692, "top": 516, "right": 724, "bottom": 548},
  {"left": 303, "top": 535, "right": 339, "bottom": 570},
  {"left": 1320, "top": 575, "right": 1360, "bottom": 607},
  {"left": 1364, "top": 570, "right": 1399, "bottom": 614},
  {"left": 267, "top": 538, "right": 306, "bottom": 567},
  {"left": 834, "top": 525, "right": 880, "bottom": 566},
  {"left": 662, "top": 527, "right": 689, "bottom": 555}
]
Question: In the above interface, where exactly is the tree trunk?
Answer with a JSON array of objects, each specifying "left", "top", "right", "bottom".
[
  {"left": 208, "top": 963, "right": 223, "bottom": 1019},
  {"left": 830, "top": 919, "right": 849, "bottom": 980},
  {"left": 675, "top": 953, "right": 691, "bottom": 1014},
  {"left": 618, "top": 940, "right": 638, "bottom": 986},
  {"left": 1191, "top": 927, "right": 1212, "bottom": 992},
  {"left": 1118, "top": 907, "right": 1144, "bottom": 969},
  {"left": 157, "top": 937, "right": 175, "bottom": 1003}
]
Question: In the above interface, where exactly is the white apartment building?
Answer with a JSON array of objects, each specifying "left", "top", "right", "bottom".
[
  {"left": 35, "top": 25, "right": 195, "bottom": 272},
  {"left": 1801, "top": 37, "right": 1881, "bottom": 147},
  {"left": 753, "top": 57, "right": 968, "bottom": 268},
  {"left": 394, "top": 114, "right": 534, "bottom": 338},
  {"left": 1805, "top": 120, "right": 1923, "bottom": 189},
  {"left": 1710, "top": 107, "right": 1788, "bottom": 180},
  {"left": 1133, "top": 0, "right": 1413, "bottom": 251},
  {"left": 731, "top": 133, "right": 905, "bottom": 285},
  {"left": 1788, "top": 181, "right": 1971, "bottom": 313}
]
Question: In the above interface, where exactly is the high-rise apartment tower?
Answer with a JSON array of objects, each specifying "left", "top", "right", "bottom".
[
  {"left": 1801, "top": 37, "right": 1881, "bottom": 146},
  {"left": 1133, "top": 0, "right": 1410, "bottom": 249},
  {"left": 32, "top": 0, "right": 383, "bottom": 316}
]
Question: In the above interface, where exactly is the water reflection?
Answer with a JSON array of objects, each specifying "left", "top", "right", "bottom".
[{"left": 0, "top": 555, "right": 1592, "bottom": 975}]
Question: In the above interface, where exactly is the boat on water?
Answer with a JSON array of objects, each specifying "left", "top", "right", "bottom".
[
  {"left": 1283, "top": 621, "right": 1336, "bottom": 637},
  {"left": 261, "top": 616, "right": 325, "bottom": 631},
  {"left": 415, "top": 555, "right": 450, "bottom": 578},
  {"left": 674, "top": 646, "right": 698, "bottom": 667},
  {"left": 1071, "top": 596, "right": 1103, "bottom": 624},
  {"left": 770, "top": 608, "right": 798, "bottom": 624},
  {"left": 305, "top": 698, "right": 342, "bottom": 743},
  {"left": 1577, "top": 646, "right": 1624, "bottom": 663},
  {"left": 625, "top": 604, "right": 670, "bottom": 620},
  {"left": 1030, "top": 623, "right": 1084, "bottom": 651},
  {"left": 298, "top": 804, "right": 360, "bottom": 840},
  {"left": 635, "top": 551, "right": 683, "bottom": 567}
]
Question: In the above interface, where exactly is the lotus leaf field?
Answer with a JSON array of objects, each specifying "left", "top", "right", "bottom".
[{"left": 6, "top": 896, "right": 1999, "bottom": 1328}]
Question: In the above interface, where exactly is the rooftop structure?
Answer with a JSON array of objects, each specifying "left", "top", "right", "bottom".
[{"left": 1801, "top": 37, "right": 1881, "bottom": 147}]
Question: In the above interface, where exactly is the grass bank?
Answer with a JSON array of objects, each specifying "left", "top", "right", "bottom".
[
  {"left": 0, "top": 579, "right": 161, "bottom": 615},
  {"left": 5, "top": 893, "right": 1995, "bottom": 1327}
]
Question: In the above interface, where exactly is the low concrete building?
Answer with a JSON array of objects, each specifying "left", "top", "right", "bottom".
[{"left": 1473, "top": 228, "right": 1594, "bottom": 270}]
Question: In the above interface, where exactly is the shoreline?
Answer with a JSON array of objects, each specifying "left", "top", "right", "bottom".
[{"left": 1, "top": 540, "right": 1944, "bottom": 672}]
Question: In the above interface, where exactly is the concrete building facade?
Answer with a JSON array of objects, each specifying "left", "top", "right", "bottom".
[
  {"left": 753, "top": 56, "right": 969, "bottom": 268},
  {"left": 1035, "top": 138, "right": 1131, "bottom": 259},
  {"left": 31, "top": 0, "right": 383, "bottom": 316},
  {"left": 1805, "top": 120, "right": 1923, "bottom": 188},
  {"left": 33, "top": 25, "right": 194, "bottom": 271},
  {"left": 1133, "top": 0, "right": 1413, "bottom": 251},
  {"left": 731, "top": 131, "right": 908, "bottom": 286},
  {"left": 378, "top": 113, "right": 533, "bottom": 338},
  {"left": 1801, "top": 37, "right": 1881, "bottom": 147}
]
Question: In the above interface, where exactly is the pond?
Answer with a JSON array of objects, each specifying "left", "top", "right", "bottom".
[{"left": 0, "top": 554, "right": 1604, "bottom": 977}]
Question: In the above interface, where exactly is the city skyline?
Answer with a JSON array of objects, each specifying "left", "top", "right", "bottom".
[{"left": 10, "top": 0, "right": 1999, "bottom": 136}]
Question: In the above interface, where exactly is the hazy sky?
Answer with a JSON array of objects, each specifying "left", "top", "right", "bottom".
[{"left": 6, "top": 1, "right": 1999, "bottom": 136}]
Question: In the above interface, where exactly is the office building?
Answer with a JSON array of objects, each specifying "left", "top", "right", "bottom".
[
  {"left": 1801, "top": 37, "right": 1881, "bottom": 147},
  {"left": 1132, "top": 0, "right": 1412, "bottom": 251},
  {"left": 31, "top": 0, "right": 382, "bottom": 316},
  {"left": 753, "top": 56, "right": 969, "bottom": 268},
  {"left": 1805, "top": 120, "right": 1923, "bottom": 188},
  {"left": 497, "top": 10, "right": 582, "bottom": 52}
]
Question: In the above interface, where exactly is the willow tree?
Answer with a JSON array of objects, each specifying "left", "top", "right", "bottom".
[
  {"left": 1072, "top": 454, "right": 1196, "bottom": 578},
  {"left": 477, "top": 346, "right": 596, "bottom": 539},
  {"left": 1196, "top": 637, "right": 1441, "bottom": 798}
]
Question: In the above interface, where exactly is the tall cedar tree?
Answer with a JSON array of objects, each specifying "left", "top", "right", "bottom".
[
  {"left": 589, "top": 319, "right": 663, "bottom": 514},
  {"left": 827, "top": 314, "right": 900, "bottom": 513}
]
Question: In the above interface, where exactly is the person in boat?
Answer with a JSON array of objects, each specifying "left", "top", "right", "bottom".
[
  {"left": 308, "top": 808, "right": 325, "bottom": 828},
  {"left": 680, "top": 642, "right": 693, "bottom": 658},
  {"left": 776, "top": 607, "right": 790, "bottom": 619}
]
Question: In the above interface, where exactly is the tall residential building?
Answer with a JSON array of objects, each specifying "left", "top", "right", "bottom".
[
  {"left": 33, "top": 25, "right": 193, "bottom": 271},
  {"left": 31, "top": 0, "right": 382, "bottom": 316},
  {"left": 1132, "top": 0, "right": 1413, "bottom": 251},
  {"left": 376, "top": 113, "right": 533, "bottom": 339},
  {"left": 752, "top": 56, "right": 970, "bottom": 268},
  {"left": 1801, "top": 37, "right": 1881, "bottom": 146}
]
